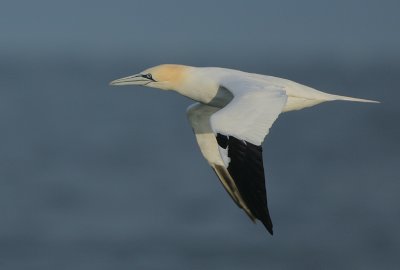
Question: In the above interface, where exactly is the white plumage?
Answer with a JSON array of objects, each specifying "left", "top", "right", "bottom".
[{"left": 110, "top": 64, "right": 378, "bottom": 235}]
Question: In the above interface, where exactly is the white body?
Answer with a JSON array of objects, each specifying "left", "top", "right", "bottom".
[{"left": 173, "top": 67, "right": 374, "bottom": 112}]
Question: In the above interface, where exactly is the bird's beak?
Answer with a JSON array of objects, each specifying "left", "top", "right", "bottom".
[{"left": 109, "top": 74, "right": 149, "bottom": 86}]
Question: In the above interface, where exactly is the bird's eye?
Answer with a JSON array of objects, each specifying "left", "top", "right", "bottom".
[{"left": 144, "top": 73, "right": 152, "bottom": 80}]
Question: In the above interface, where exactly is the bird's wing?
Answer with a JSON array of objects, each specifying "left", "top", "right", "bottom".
[
  {"left": 212, "top": 78, "right": 288, "bottom": 146},
  {"left": 210, "top": 78, "right": 288, "bottom": 234},
  {"left": 186, "top": 103, "right": 256, "bottom": 220}
]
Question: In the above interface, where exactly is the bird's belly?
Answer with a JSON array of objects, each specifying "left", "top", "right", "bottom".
[{"left": 201, "top": 86, "right": 233, "bottom": 108}]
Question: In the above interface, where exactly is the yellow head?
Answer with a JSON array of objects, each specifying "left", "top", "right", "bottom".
[{"left": 110, "top": 64, "right": 191, "bottom": 91}]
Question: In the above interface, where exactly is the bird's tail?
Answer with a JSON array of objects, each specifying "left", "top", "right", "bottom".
[{"left": 325, "top": 93, "right": 379, "bottom": 103}]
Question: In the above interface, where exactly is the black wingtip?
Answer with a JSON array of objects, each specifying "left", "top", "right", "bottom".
[
  {"left": 220, "top": 134, "right": 275, "bottom": 236},
  {"left": 260, "top": 209, "right": 274, "bottom": 235},
  {"left": 262, "top": 220, "right": 274, "bottom": 235}
]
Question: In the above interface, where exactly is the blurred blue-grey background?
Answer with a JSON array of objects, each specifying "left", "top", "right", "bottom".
[{"left": 1, "top": 0, "right": 399, "bottom": 269}]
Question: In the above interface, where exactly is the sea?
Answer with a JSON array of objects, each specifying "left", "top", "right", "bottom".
[{"left": 0, "top": 54, "right": 399, "bottom": 269}]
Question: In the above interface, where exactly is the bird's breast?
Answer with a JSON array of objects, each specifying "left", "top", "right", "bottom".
[
  {"left": 177, "top": 83, "right": 233, "bottom": 108},
  {"left": 204, "top": 86, "right": 233, "bottom": 107}
]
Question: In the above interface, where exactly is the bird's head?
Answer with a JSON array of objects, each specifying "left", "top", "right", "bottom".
[{"left": 110, "top": 64, "right": 191, "bottom": 91}]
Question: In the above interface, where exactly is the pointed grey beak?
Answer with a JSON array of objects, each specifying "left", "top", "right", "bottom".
[{"left": 109, "top": 74, "right": 149, "bottom": 86}]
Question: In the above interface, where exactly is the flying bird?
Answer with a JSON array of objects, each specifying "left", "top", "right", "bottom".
[{"left": 110, "top": 64, "right": 377, "bottom": 235}]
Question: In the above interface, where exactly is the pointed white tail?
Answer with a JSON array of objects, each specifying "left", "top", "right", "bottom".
[{"left": 327, "top": 94, "right": 379, "bottom": 103}]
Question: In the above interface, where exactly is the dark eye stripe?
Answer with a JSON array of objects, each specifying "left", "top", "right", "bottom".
[{"left": 142, "top": 73, "right": 153, "bottom": 80}]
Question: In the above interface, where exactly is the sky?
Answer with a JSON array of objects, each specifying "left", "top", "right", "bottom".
[{"left": 1, "top": 0, "right": 399, "bottom": 61}]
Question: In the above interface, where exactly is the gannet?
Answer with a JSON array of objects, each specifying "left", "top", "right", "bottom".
[{"left": 110, "top": 64, "right": 377, "bottom": 235}]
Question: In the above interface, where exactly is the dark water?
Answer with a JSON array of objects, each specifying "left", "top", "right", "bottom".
[{"left": 0, "top": 55, "right": 399, "bottom": 269}]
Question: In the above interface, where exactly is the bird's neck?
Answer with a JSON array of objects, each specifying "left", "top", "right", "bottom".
[{"left": 172, "top": 69, "right": 223, "bottom": 105}]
